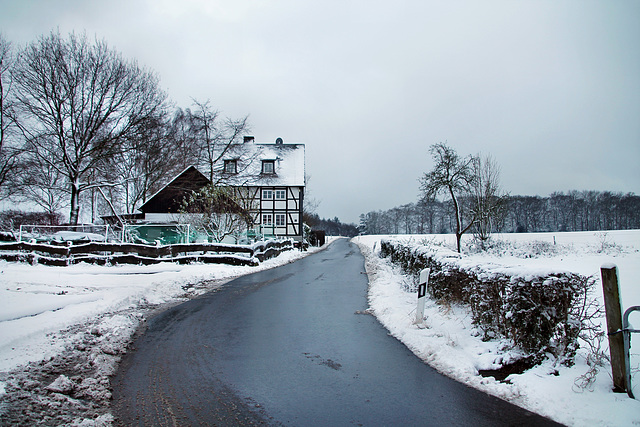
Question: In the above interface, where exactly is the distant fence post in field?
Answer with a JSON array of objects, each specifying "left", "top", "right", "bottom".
[{"left": 600, "top": 264, "right": 627, "bottom": 393}]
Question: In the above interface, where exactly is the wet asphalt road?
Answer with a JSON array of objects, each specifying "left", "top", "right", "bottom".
[{"left": 112, "top": 238, "right": 560, "bottom": 426}]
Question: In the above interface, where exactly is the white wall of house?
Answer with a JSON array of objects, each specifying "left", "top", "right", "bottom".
[{"left": 250, "top": 185, "right": 303, "bottom": 240}]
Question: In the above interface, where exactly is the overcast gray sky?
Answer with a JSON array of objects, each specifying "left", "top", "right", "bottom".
[{"left": 1, "top": 0, "right": 639, "bottom": 223}]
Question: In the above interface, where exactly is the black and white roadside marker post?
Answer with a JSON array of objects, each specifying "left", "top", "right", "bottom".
[{"left": 414, "top": 268, "right": 430, "bottom": 326}]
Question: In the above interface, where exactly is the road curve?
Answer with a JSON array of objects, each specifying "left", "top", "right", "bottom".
[{"left": 112, "top": 238, "right": 560, "bottom": 426}]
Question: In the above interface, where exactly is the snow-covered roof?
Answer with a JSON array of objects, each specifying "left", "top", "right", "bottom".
[{"left": 220, "top": 141, "right": 305, "bottom": 187}]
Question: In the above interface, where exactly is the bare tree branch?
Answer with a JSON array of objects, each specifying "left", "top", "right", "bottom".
[
  {"left": 12, "top": 31, "right": 168, "bottom": 224},
  {"left": 420, "top": 142, "right": 478, "bottom": 253},
  {"left": 0, "top": 33, "right": 23, "bottom": 200}
]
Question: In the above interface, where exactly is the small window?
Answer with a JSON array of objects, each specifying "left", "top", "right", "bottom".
[
  {"left": 262, "top": 213, "right": 273, "bottom": 226},
  {"left": 224, "top": 160, "right": 237, "bottom": 174},
  {"left": 262, "top": 160, "right": 275, "bottom": 174},
  {"left": 275, "top": 214, "right": 286, "bottom": 227},
  {"left": 275, "top": 189, "right": 286, "bottom": 200},
  {"left": 262, "top": 189, "right": 273, "bottom": 200}
]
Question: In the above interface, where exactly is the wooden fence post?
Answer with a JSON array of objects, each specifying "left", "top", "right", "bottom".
[{"left": 600, "top": 264, "right": 627, "bottom": 393}]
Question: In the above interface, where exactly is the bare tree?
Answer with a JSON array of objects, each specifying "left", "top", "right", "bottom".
[
  {"left": 0, "top": 34, "right": 22, "bottom": 200},
  {"left": 106, "top": 112, "right": 175, "bottom": 214},
  {"left": 166, "top": 107, "right": 200, "bottom": 173},
  {"left": 189, "top": 99, "right": 249, "bottom": 183},
  {"left": 420, "top": 142, "right": 477, "bottom": 253},
  {"left": 12, "top": 31, "right": 168, "bottom": 224},
  {"left": 470, "top": 153, "right": 507, "bottom": 245},
  {"left": 178, "top": 184, "right": 252, "bottom": 243},
  {"left": 20, "top": 142, "right": 69, "bottom": 216}
]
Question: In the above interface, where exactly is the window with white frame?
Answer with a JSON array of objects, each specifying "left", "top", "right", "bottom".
[
  {"left": 262, "top": 189, "right": 273, "bottom": 200},
  {"left": 275, "top": 189, "right": 286, "bottom": 200},
  {"left": 275, "top": 213, "right": 286, "bottom": 227},
  {"left": 262, "top": 213, "right": 273, "bottom": 226}
]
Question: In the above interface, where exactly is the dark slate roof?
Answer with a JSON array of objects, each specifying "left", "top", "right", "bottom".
[{"left": 139, "top": 166, "right": 210, "bottom": 214}]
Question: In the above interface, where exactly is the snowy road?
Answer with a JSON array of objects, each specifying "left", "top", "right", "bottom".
[{"left": 112, "top": 238, "right": 559, "bottom": 426}]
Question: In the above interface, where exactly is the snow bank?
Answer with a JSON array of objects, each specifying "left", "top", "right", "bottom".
[{"left": 353, "top": 231, "right": 640, "bottom": 426}]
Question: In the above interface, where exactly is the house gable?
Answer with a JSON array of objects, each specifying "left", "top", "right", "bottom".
[{"left": 139, "top": 166, "right": 210, "bottom": 214}]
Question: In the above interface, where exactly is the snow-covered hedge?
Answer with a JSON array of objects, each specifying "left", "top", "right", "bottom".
[
  {"left": 0, "top": 239, "right": 294, "bottom": 266},
  {"left": 380, "top": 239, "right": 595, "bottom": 364}
]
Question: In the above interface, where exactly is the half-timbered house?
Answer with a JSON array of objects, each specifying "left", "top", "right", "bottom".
[{"left": 130, "top": 137, "right": 305, "bottom": 242}]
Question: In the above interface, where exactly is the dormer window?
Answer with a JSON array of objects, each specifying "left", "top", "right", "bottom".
[
  {"left": 224, "top": 160, "right": 237, "bottom": 174},
  {"left": 261, "top": 160, "right": 275, "bottom": 175}
]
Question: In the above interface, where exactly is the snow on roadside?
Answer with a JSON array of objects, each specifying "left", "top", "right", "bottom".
[
  {"left": 0, "top": 242, "right": 329, "bottom": 425},
  {"left": 353, "top": 231, "right": 640, "bottom": 427}
]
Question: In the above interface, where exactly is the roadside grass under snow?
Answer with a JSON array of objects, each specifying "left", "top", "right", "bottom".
[{"left": 353, "top": 230, "right": 640, "bottom": 427}]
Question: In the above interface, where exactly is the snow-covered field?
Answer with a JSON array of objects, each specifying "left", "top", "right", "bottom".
[
  {"left": 0, "top": 243, "right": 329, "bottom": 425},
  {"left": 353, "top": 230, "right": 640, "bottom": 427}
]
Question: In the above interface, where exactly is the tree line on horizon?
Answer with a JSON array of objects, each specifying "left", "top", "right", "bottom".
[
  {"left": 359, "top": 142, "right": 639, "bottom": 250},
  {"left": 359, "top": 190, "right": 640, "bottom": 236},
  {"left": 311, "top": 143, "right": 640, "bottom": 244},
  {"left": 303, "top": 213, "right": 359, "bottom": 238}
]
